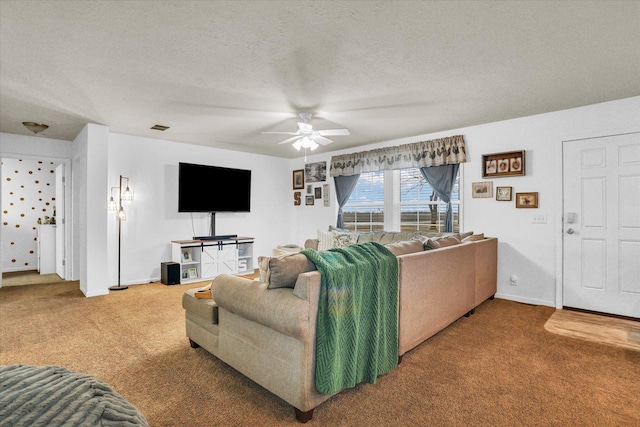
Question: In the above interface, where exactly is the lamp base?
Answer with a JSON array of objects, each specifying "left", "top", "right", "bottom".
[{"left": 109, "top": 285, "right": 129, "bottom": 291}]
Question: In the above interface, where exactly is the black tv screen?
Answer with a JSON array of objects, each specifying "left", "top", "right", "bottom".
[{"left": 178, "top": 163, "right": 251, "bottom": 212}]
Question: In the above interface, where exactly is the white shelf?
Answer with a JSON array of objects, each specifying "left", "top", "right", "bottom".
[{"left": 171, "top": 237, "right": 254, "bottom": 283}]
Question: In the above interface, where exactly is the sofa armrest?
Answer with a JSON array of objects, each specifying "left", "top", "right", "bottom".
[
  {"left": 211, "top": 274, "right": 313, "bottom": 341},
  {"left": 304, "top": 239, "right": 319, "bottom": 250}
]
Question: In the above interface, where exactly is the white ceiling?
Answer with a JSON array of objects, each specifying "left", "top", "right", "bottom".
[{"left": 1, "top": 1, "right": 639, "bottom": 158}]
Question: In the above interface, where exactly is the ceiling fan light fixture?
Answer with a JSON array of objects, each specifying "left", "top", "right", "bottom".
[
  {"left": 22, "top": 122, "right": 49, "bottom": 135},
  {"left": 292, "top": 139, "right": 303, "bottom": 151}
]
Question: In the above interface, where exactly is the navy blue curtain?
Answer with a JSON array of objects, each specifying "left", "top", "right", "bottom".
[
  {"left": 334, "top": 174, "right": 360, "bottom": 229},
  {"left": 419, "top": 164, "right": 459, "bottom": 232}
]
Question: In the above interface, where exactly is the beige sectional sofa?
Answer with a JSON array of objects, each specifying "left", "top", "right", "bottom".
[{"left": 182, "top": 233, "right": 497, "bottom": 423}]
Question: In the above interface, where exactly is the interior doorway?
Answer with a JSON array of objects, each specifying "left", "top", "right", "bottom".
[{"left": 1, "top": 155, "right": 71, "bottom": 287}]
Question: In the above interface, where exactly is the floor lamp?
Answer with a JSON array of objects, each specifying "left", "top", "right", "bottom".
[{"left": 108, "top": 175, "right": 132, "bottom": 291}]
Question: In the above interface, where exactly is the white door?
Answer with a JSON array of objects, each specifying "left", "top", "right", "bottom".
[
  {"left": 55, "top": 164, "right": 65, "bottom": 279},
  {"left": 563, "top": 132, "right": 640, "bottom": 318}
]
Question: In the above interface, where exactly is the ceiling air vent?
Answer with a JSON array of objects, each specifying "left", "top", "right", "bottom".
[{"left": 150, "top": 124, "right": 170, "bottom": 131}]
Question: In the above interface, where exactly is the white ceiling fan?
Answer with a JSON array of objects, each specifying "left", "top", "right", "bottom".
[{"left": 262, "top": 112, "right": 350, "bottom": 151}]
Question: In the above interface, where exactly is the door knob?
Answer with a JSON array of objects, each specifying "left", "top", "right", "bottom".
[{"left": 567, "top": 228, "right": 574, "bottom": 234}]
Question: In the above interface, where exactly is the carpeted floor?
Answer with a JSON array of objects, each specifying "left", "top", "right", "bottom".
[{"left": 1, "top": 280, "right": 639, "bottom": 426}]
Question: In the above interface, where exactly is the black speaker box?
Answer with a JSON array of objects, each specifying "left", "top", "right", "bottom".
[{"left": 161, "top": 261, "right": 180, "bottom": 285}]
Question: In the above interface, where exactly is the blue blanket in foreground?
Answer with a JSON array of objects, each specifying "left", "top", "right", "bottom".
[
  {"left": 302, "top": 242, "right": 399, "bottom": 395},
  {"left": 0, "top": 364, "right": 149, "bottom": 427}
]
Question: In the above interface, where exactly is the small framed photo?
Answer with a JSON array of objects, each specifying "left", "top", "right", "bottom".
[
  {"left": 307, "top": 184, "right": 313, "bottom": 194},
  {"left": 182, "top": 269, "right": 188, "bottom": 279},
  {"left": 182, "top": 249, "right": 192, "bottom": 262},
  {"left": 187, "top": 267, "right": 198, "bottom": 279},
  {"left": 306, "top": 195, "right": 315, "bottom": 205},
  {"left": 314, "top": 187, "right": 322, "bottom": 199},
  {"left": 293, "top": 169, "right": 304, "bottom": 190},
  {"left": 515, "top": 192, "right": 538, "bottom": 208},
  {"left": 482, "top": 150, "right": 526, "bottom": 178},
  {"left": 496, "top": 186, "right": 512, "bottom": 201},
  {"left": 472, "top": 181, "right": 493, "bottom": 198}
]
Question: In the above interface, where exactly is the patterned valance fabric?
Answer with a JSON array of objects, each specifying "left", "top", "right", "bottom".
[{"left": 330, "top": 135, "right": 466, "bottom": 177}]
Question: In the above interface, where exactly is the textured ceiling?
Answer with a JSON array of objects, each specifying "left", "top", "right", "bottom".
[{"left": 1, "top": 1, "right": 639, "bottom": 158}]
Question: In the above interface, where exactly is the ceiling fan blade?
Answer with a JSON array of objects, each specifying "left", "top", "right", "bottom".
[
  {"left": 262, "top": 131, "right": 299, "bottom": 135},
  {"left": 297, "top": 122, "right": 313, "bottom": 132},
  {"left": 310, "top": 134, "right": 333, "bottom": 145},
  {"left": 277, "top": 136, "right": 303, "bottom": 145},
  {"left": 317, "top": 128, "right": 350, "bottom": 136}
]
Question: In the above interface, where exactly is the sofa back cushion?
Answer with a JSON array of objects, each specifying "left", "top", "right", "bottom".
[{"left": 385, "top": 239, "right": 424, "bottom": 256}]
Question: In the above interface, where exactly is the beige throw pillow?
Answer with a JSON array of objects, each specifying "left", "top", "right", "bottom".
[
  {"left": 385, "top": 240, "right": 424, "bottom": 256},
  {"left": 463, "top": 233, "right": 485, "bottom": 242},
  {"left": 425, "top": 235, "right": 462, "bottom": 249},
  {"left": 267, "top": 253, "right": 317, "bottom": 289}
]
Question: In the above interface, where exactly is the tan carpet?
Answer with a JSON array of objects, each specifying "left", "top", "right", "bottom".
[
  {"left": 1, "top": 281, "right": 639, "bottom": 426},
  {"left": 544, "top": 309, "right": 640, "bottom": 351},
  {"left": 2, "top": 270, "right": 64, "bottom": 287}
]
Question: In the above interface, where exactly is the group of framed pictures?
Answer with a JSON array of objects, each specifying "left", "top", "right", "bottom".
[
  {"left": 474, "top": 150, "right": 538, "bottom": 208},
  {"left": 292, "top": 162, "right": 329, "bottom": 207}
]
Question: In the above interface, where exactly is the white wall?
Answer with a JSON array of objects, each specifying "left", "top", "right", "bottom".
[
  {"left": 289, "top": 96, "right": 640, "bottom": 307},
  {"left": 107, "top": 133, "right": 293, "bottom": 287}
]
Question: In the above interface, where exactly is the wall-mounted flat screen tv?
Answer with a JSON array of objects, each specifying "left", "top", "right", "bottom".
[{"left": 178, "top": 162, "right": 251, "bottom": 213}]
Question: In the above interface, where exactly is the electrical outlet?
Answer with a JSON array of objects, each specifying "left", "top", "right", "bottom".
[
  {"left": 509, "top": 275, "right": 518, "bottom": 286},
  {"left": 532, "top": 214, "right": 547, "bottom": 224}
]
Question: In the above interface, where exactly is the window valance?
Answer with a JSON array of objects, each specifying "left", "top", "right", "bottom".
[{"left": 330, "top": 135, "right": 466, "bottom": 177}]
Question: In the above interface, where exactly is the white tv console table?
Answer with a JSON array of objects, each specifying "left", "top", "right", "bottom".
[{"left": 171, "top": 237, "right": 254, "bottom": 284}]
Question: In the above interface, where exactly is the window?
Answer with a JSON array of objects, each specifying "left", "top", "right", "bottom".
[
  {"left": 342, "top": 170, "right": 384, "bottom": 231},
  {"left": 343, "top": 168, "right": 460, "bottom": 232},
  {"left": 399, "top": 168, "right": 460, "bottom": 233}
]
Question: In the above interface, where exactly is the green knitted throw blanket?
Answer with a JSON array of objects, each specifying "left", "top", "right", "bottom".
[{"left": 302, "top": 242, "right": 399, "bottom": 395}]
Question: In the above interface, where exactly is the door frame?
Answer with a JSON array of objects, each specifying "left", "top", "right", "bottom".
[
  {"left": 555, "top": 126, "right": 640, "bottom": 309},
  {"left": 0, "top": 154, "right": 73, "bottom": 283}
]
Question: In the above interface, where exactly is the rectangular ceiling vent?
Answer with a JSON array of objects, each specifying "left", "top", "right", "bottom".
[{"left": 150, "top": 124, "right": 170, "bottom": 131}]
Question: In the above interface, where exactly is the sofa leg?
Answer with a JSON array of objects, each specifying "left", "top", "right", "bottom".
[
  {"left": 397, "top": 355, "right": 403, "bottom": 365},
  {"left": 464, "top": 308, "right": 475, "bottom": 317},
  {"left": 489, "top": 294, "right": 495, "bottom": 300},
  {"left": 295, "top": 408, "right": 314, "bottom": 423},
  {"left": 188, "top": 338, "right": 200, "bottom": 349}
]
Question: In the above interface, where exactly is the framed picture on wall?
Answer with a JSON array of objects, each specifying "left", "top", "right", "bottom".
[
  {"left": 516, "top": 192, "right": 538, "bottom": 208},
  {"left": 472, "top": 181, "right": 493, "bottom": 198},
  {"left": 482, "top": 150, "right": 526, "bottom": 178},
  {"left": 314, "top": 187, "right": 322, "bottom": 199},
  {"left": 292, "top": 169, "right": 304, "bottom": 190},
  {"left": 496, "top": 186, "right": 512, "bottom": 201},
  {"left": 306, "top": 195, "right": 314, "bottom": 205}
]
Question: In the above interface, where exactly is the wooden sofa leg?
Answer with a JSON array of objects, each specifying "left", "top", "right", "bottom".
[
  {"left": 464, "top": 308, "right": 475, "bottom": 317},
  {"left": 188, "top": 338, "right": 200, "bottom": 349},
  {"left": 489, "top": 294, "right": 495, "bottom": 300},
  {"left": 295, "top": 408, "right": 314, "bottom": 423}
]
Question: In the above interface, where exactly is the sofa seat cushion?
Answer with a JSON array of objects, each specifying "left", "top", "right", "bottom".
[{"left": 183, "top": 287, "right": 219, "bottom": 324}]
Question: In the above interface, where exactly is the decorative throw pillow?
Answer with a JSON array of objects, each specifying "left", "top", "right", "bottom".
[
  {"left": 425, "top": 235, "right": 462, "bottom": 249},
  {"left": 258, "top": 256, "right": 272, "bottom": 283},
  {"left": 463, "top": 233, "right": 485, "bottom": 242},
  {"left": 330, "top": 230, "right": 358, "bottom": 248},
  {"left": 317, "top": 229, "right": 334, "bottom": 251},
  {"left": 267, "top": 253, "right": 317, "bottom": 289},
  {"left": 459, "top": 230, "right": 474, "bottom": 240}
]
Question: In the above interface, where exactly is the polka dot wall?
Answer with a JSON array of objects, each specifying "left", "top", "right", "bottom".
[{"left": 1, "top": 158, "right": 58, "bottom": 272}]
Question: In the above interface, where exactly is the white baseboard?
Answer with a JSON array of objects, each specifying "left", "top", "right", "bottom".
[{"left": 495, "top": 293, "right": 555, "bottom": 308}]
